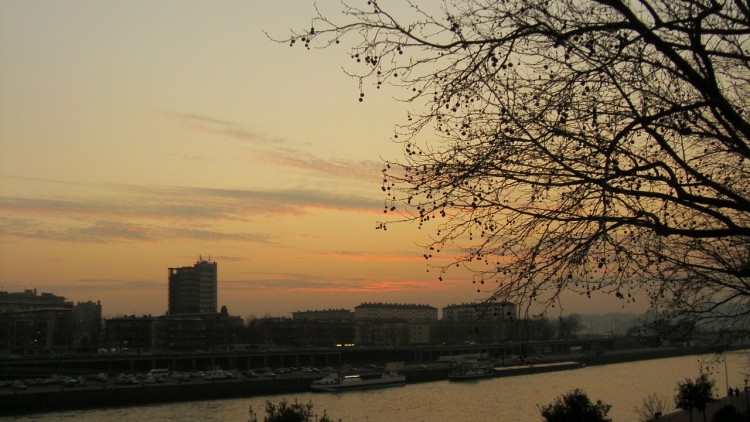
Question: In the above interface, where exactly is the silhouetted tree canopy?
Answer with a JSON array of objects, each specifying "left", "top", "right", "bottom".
[
  {"left": 675, "top": 373, "right": 715, "bottom": 422},
  {"left": 248, "top": 399, "right": 337, "bottom": 422},
  {"left": 558, "top": 314, "right": 584, "bottom": 339},
  {"left": 540, "top": 388, "right": 612, "bottom": 422},
  {"left": 285, "top": 0, "right": 750, "bottom": 332}
]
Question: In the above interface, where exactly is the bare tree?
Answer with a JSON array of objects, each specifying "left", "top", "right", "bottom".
[
  {"left": 284, "top": 0, "right": 750, "bottom": 330},
  {"left": 634, "top": 392, "right": 672, "bottom": 422},
  {"left": 559, "top": 314, "right": 585, "bottom": 339}
]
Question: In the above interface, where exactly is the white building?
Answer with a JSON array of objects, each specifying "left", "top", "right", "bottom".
[
  {"left": 442, "top": 301, "right": 517, "bottom": 321},
  {"left": 354, "top": 302, "right": 438, "bottom": 322}
]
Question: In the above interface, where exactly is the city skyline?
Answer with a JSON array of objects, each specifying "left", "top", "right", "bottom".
[{"left": 0, "top": 1, "right": 643, "bottom": 318}]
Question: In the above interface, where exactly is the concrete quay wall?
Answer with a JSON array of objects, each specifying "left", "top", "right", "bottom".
[{"left": 0, "top": 377, "right": 313, "bottom": 416}]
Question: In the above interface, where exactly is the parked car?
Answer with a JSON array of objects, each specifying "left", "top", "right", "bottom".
[
  {"left": 172, "top": 371, "right": 190, "bottom": 381},
  {"left": 10, "top": 381, "right": 27, "bottom": 390},
  {"left": 114, "top": 374, "right": 138, "bottom": 385},
  {"left": 205, "top": 370, "right": 233, "bottom": 380},
  {"left": 61, "top": 377, "right": 80, "bottom": 387}
]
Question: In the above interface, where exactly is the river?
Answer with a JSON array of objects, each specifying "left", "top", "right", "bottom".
[{"left": 9, "top": 351, "right": 750, "bottom": 421}]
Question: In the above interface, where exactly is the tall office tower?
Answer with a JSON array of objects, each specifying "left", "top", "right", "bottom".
[{"left": 168, "top": 258, "right": 217, "bottom": 315}]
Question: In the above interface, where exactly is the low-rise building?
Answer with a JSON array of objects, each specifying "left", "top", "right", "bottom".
[
  {"left": 0, "top": 308, "right": 73, "bottom": 355},
  {"left": 105, "top": 308, "right": 245, "bottom": 352},
  {"left": 0, "top": 289, "right": 72, "bottom": 312},
  {"left": 72, "top": 300, "right": 102, "bottom": 352},
  {"left": 0, "top": 290, "right": 74, "bottom": 355},
  {"left": 292, "top": 309, "right": 353, "bottom": 321},
  {"left": 249, "top": 317, "right": 355, "bottom": 347},
  {"left": 442, "top": 301, "right": 517, "bottom": 321},
  {"left": 354, "top": 302, "right": 438, "bottom": 322}
]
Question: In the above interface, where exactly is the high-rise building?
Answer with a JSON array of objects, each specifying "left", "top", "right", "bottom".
[{"left": 168, "top": 258, "right": 217, "bottom": 315}]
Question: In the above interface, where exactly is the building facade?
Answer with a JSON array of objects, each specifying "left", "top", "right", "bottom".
[
  {"left": 292, "top": 309, "right": 354, "bottom": 321},
  {"left": 0, "top": 290, "right": 74, "bottom": 355},
  {"left": 0, "top": 309, "right": 73, "bottom": 355},
  {"left": 249, "top": 317, "right": 355, "bottom": 348},
  {"left": 72, "top": 300, "right": 102, "bottom": 352},
  {"left": 0, "top": 289, "right": 72, "bottom": 312},
  {"left": 168, "top": 258, "right": 217, "bottom": 315},
  {"left": 442, "top": 301, "right": 517, "bottom": 321},
  {"left": 105, "top": 310, "right": 244, "bottom": 352},
  {"left": 354, "top": 303, "right": 438, "bottom": 322},
  {"left": 104, "top": 315, "right": 160, "bottom": 351}
]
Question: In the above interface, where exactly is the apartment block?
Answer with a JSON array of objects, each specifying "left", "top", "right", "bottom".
[{"left": 168, "top": 258, "right": 217, "bottom": 315}]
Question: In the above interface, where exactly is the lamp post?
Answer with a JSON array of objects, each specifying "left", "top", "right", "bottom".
[
  {"left": 725, "top": 352, "right": 730, "bottom": 397},
  {"left": 744, "top": 376, "right": 749, "bottom": 422}
]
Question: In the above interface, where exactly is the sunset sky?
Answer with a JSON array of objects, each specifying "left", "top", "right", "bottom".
[{"left": 0, "top": 1, "right": 641, "bottom": 318}]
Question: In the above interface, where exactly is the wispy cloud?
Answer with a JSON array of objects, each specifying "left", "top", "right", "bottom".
[
  {"left": 258, "top": 149, "right": 384, "bottom": 183},
  {"left": 118, "top": 184, "right": 383, "bottom": 215},
  {"left": 0, "top": 176, "right": 385, "bottom": 243},
  {"left": 153, "top": 111, "right": 283, "bottom": 145},
  {"left": 4, "top": 278, "right": 164, "bottom": 293},
  {"left": 152, "top": 110, "right": 385, "bottom": 184},
  {"left": 0, "top": 215, "right": 274, "bottom": 243},
  {"left": 1, "top": 180, "right": 382, "bottom": 218}
]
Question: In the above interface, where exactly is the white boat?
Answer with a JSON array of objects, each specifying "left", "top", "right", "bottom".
[
  {"left": 311, "top": 371, "right": 406, "bottom": 392},
  {"left": 448, "top": 361, "right": 495, "bottom": 381}
]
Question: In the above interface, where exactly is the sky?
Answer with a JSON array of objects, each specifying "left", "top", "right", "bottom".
[{"left": 0, "top": 1, "right": 644, "bottom": 318}]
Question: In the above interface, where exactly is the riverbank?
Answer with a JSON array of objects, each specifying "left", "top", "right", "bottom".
[
  {"left": 0, "top": 376, "right": 315, "bottom": 416},
  {"left": 0, "top": 345, "right": 730, "bottom": 416}
]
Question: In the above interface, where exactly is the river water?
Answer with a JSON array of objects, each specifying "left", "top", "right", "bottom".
[{"left": 10, "top": 351, "right": 750, "bottom": 422}]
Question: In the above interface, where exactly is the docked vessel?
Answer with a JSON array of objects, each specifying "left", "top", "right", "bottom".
[
  {"left": 448, "top": 362, "right": 495, "bottom": 381},
  {"left": 493, "top": 361, "right": 584, "bottom": 377},
  {"left": 311, "top": 371, "right": 406, "bottom": 392}
]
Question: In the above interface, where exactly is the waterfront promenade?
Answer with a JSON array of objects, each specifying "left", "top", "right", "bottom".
[
  {"left": 659, "top": 394, "right": 749, "bottom": 421},
  {"left": 0, "top": 337, "right": 618, "bottom": 378},
  {"left": 0, "top": 345, "right": 730, "bottom": 416},
  {"left": 7, "top": 352, "right": 748, "bottom": 421}
]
